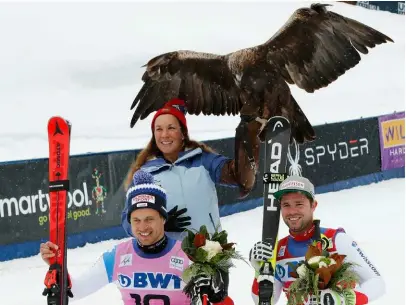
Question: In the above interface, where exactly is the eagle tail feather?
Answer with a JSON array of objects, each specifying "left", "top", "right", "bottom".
[{"left": 290, "top": 95, "right": 316, "bottom": 144}]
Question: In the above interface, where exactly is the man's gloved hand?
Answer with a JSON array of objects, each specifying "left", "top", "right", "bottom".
[
  {"left": 190, "top": 271, "right": 227, "bottom": 304},
  {"left": 164, "top": 206, "right": 191, "bottom": 232},
  {"left": 249, "top": 241, "right": 274, "bottom": 272}
]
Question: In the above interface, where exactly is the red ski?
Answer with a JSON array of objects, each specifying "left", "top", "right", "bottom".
[{"left": 43, "top": 116, "right": 73, "bottom": 305}]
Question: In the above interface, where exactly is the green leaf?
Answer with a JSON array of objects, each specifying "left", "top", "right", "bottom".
[
  {"left": 199, "top": 225, "right": 210, "bottom": 239},
  {"left": 182, "top": 266, "right": 194, "bottom": 283},
  {"left": 182, "top": 263, "right": 204, "bottom": 283},
  {"left": 200, "top": 264, "right": 216, "bottom": 276},
  {"left": 328, "top": 262, "right": 360, "bottom": 291},
  {"left": 210, "top": 252, "right": 227, "bottom": 265},
  {"left": 187, "top": 230, "right": 195, "bottom": 243},
  {"left": 342, "top": 289, "right": 356, "bottom": 305},
  {"left": 181, "top": 235, "right": 191, "bottom": 253},
  {"left": 195, "top": 247, "right": 209, "bottom": 262},
  {"left": 212, "top": 230, "right": 228, "bottom": 245},
  {"left": 211, "top": 231, "right": 219, "bottom": 241}
]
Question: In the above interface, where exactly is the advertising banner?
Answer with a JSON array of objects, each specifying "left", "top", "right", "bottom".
[
  {"left": 356, "top": 1, "right": 405, "bottom": 14},
  {"left": 0, "top": 152, "right": 134, "bottom": 246},
  {"left": 213, "top": 117, "right": 382, "bottom": 205},
  {"left": 378, "top": 112, "right": 405, "bottom": 170},
  {"left": 284, "top": 117, "right": 381, "bottom": 187},
  {"left": 0, "top": 117, "right": 385, "bottom": 247}
]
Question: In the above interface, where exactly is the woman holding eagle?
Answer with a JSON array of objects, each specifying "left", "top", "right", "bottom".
[
  {"left": 128, "top": 2, "right": 392, "bottom": 175},
  {"left": 125, "top": 1, "right": 393, "bottom": 233},
  {"left": 123, "top": 4, "right": 392, "bottom": 303}
]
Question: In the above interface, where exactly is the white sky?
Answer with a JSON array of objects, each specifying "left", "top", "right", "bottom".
[{"left": 0, "top": 1, "right": 404, "bottom": 163}]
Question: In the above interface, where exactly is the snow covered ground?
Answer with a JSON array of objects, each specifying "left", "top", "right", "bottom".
[
  {"left": 0, "top": 1, "right": 404, "bottom": 163},
  {"left": 0, "top": 178, "right": 404, "bottom": 304}
]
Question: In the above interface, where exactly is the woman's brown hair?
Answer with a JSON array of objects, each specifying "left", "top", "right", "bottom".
[{"left": 124, "top": 125, "right": 216, "bottom": 190}]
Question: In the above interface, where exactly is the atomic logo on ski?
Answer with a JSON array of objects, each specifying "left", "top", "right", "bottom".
[{"left": 53, "top": 121, "right": 64, "bottom": 136}]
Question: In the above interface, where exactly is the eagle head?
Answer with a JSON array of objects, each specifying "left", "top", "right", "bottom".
[{"left": 142, "top": 52, "right": 178, "bottom": 80}]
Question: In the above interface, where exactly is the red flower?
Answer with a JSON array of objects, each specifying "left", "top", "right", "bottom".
[{"left": 193, "top": 233, "right": 206, "bottom": 248}]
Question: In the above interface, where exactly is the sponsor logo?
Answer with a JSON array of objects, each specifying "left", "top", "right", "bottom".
[
  {"left": 399, "top": 2, "right": 405, "bottom": 14},
  {"left": 0, "top": 182, "right": 92, "bottom": 218},
  {"left": 287, "top": 137, "right": 371, "bottom": 176},
  {"left": 275, "top": 264, "right": 286, "bottom": 279},
  {"left": 322, "top": 291, "right": 335, "bottom": 305},
  {"left": 278, "top": 246, "right": 286, "bottom": 257},
  {"left": 357, "top": 1, "right": 380, "bottom": 11},
  {"left": 92, "top": 168, "right": 108, "bottom": 215},
  {"left": 304, "top": 138, "right": 369, "bottom": 166},
  {"left": 321, "top": 235, "right": 333, "bottom": 250},
  {"left": 380, "top": 118, "right": 405, "bottom": 160},
  {"left": 117, "top": 272, "right": 183, "bottom": 290},
  {"left": 287, "top": 139, "right": 303, "bottom": 176},
  {"left": 266, "top": 121, "right": 284, "bottom": 212},
  {"left": 132, "top": 194, "right": 155, "bottom": 206},
  {"left": 170, "top": 256, "right": 184, "bottom": 271},
  {"left": 119, "top": 254, "right": 133, "bottom": 267},
  {"left": 381, "top": 118, "right": 405, "bottom": 148},
  {"left": 281, "top": 181, "right": 305, "bottom": 189},
  {"left": 356, "top": 247, "right": 380, "bottom": 276},
  {"left": 275, "top": 258, "right": 304, "bottom": 281}
]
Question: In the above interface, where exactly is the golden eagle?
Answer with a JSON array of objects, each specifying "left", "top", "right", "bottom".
[{"left": 129, "top": 3, "right": 393, "bottom": 143}]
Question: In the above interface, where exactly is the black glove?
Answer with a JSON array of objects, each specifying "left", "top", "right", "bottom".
[
  {"left": 164, "top": 206, "right": 191, "bottom": 232},
  {"left": 190, "top": 271, "right": 227, "bottom": 304}
]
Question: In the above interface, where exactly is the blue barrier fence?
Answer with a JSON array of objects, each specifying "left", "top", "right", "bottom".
[{"left": 0, "top": 112, "right": 404, "bottom": 262}]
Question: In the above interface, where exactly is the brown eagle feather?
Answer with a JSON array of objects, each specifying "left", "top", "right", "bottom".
[{"left": 130, "top": 3, "right": 393, "bottom": 143}]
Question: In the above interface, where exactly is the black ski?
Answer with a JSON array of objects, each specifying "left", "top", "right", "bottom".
[{"left": 259, "top": 116, "right": 291, "bottom": 305}]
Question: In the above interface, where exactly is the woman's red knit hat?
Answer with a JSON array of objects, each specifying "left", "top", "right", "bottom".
[{"left": 151, "top": 98, "right": 188, "bottom": 131}]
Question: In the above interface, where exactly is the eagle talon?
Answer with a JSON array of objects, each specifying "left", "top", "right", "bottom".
[
  {"left": 255, "top": 117, "right": 269, "bottom": 134},
  {"left": 255, "top": 117, "right": 270, "bottom": 142}
]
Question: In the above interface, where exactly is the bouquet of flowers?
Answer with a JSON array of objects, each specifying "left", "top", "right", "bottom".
[
  {"left": 181, "top": 225, "right": 246, "bottom": 296},
  {"left": 287, "top": 241, "right": 360, "bottom": 305}
]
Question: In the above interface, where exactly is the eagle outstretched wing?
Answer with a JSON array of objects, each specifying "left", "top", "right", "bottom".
[
  {"left": 130, "top": 51, "right": 242, "bottom": 128},
  {"left": 265, "top": 3, "right": 394, "bottom": 93},
  {"left": 130, "top": 3, "right": 394, "bottom": 129}
]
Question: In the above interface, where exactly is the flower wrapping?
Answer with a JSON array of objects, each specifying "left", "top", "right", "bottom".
[
  {"left": 287, "top": 241, "right": 360, "bottom": 305},
  {"left": 180, "top": 225, "right": 246, "bottom": 298}
]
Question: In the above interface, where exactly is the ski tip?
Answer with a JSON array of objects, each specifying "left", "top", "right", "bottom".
[
  {"left": 268, "top": 116, "right": 290, "bottom": 124},
  {"left": 47, "top": 116, "right": 72, "bottom": 135},
  {"left": 48, "top": 116, "right": 71, "bottom": 126}
]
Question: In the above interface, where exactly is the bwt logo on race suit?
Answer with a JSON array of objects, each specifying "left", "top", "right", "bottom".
[
  {"left": 275, "top": 258, "right": 303, "bottom": 281},
  {"left": 304, "top": 138, "right": 369, "bottom": 166},
  {"left": 118, "top": 272, "right": 183, "bottom": 290},
  {"left": 0, "top": 182, "right": 92, "bottom": 218}
]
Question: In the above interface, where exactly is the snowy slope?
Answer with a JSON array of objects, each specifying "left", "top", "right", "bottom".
[
  {"left": 0, "top": 178, "right": 404, "bottom": 305},
  {"left": 0, "top": 1, "right": 404, "bottom": 163}
]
